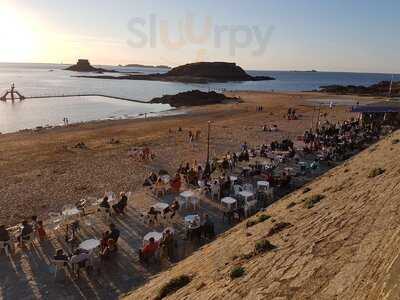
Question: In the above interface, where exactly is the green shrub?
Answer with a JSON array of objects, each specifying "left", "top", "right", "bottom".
[
  {"left": 157, "top": 275, "right": 191, "bottom": 300},
  {"left": 303, "top": 194, "right": 325, "bottom": 209},
  {"left": 255, "top": 239, "right": 276, "bottom": 253},
  {"left": 240, "top": 253, "right": 254, "bottom": 260},
  {"left": 267, "top": 222, "right": 292, "bottom": 236},
  {"left": 246, "top": 220, "right": 257, "bottom": 228},
  {"left": 246, "top": 214, "right": 271, "bottom": 228},
  {"left": 230, "top": 266, "right": 245, "bottom": 279},
  {"left": 368, "top": 168, "right": 385, "bottom": 178},
  {"left": 257, "top": 214, "right": 271, "bottom": 223}
]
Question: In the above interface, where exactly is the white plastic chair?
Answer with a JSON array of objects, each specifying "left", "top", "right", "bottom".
[
  {"left": 211, "top": 184, "right": 220, "bottom": 201},
  {"left": 52, "top": 259, "right": 68, "bottom": 279},
  {"left": 178, "top": 196, "right": 188, "bottom": 210},
  {"left": 190, "top": 197, "right": 200, "bottom": 210},
  {"left": 243, "top": 183, "right": 254, "bottom": 193},
  {"left": 233, "top": 185, "right": 243, "bottom": 197}
]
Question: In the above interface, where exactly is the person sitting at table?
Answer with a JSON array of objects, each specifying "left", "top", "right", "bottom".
[
  {"left": 201, "top": 214, "right": 215, "bottom": 239},
  {"left": 36, "top": 220, "right": 47, "bottom": 241},
  {"left": 109, "top": 223, "right": 120, "bottom": 243},
  {"left": 147, "top": 207, "right": 159, "bottom": 225},
  {"left": 31, "top": 215, "right": 38, "bottom": 232},
  {"left": 0, "top": 225, "right": 12, "bottom": 254},
  {"left": 160, "top": 229, "right": 175, "bottom": 260},
  {"left": 143, "top": 172, "right": 158, "bottom": 187},
  {"left": 70, "top": 248, "right": 90, "bottom": 277},
  {"left": 100, "top": 196, "right": 110, "bottom": 209},
  {"left": 139, "top": 237, "right": 159, "bottom": 264},
  {"left": 100, "top": 238, "right": 117, "bottom": 260},
  {"left": 154, "top": 178, "right": 165, "bottom": 197},
  {"left": 113, "top": 192, "right": 128, "bottom": 214},
  {"left": 17, "top": 220, "right": 33, "bottom": 246},
  {"left": 54, "top": 249, "right": 70, "bottom": 265},
  {"left": 100, "top": 231, "right": 110, "bottom": 250},
  {"left": 170, "top": 173, "right": 182, "bottom": 193}
]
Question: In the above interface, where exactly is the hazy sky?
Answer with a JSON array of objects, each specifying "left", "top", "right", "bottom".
[{"left": 1, "top": 0, "right": 399, "bottom": 72}]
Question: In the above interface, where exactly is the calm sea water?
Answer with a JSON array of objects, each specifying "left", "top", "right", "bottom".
[{"left": 0, "top": 63, "right": 397, "bottom": 133}]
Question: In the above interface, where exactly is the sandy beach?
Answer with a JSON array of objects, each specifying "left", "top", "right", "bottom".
[{"left": 0, "top": 91, "right": 374, "bottom": 227}]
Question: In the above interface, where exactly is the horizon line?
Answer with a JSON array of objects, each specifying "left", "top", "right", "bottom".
[{"left": 0, "top": 60, "right": 398, "bottom": 76}]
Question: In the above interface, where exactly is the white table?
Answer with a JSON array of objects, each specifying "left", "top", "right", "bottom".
[
  {"left": 257, "top": 181, "right": 270, "bottom": 190},
  {"left": 230, "top": 176, "right": 238, "bottom": 182},
  {"left": 152, "top": 202, "right": 169, "bottom": 213},
  {"left": 238, "top": 191, "right": 254, "bottom": 198},
  {"left": 180, "top": 191, "right": 194, "bottom": 198},
  {"left": 62, "top": 207, "right": 80, "bottom": 217},
  {"left": 143, "top": 231, "right": 163, "bottom": 245},
  {"left": 79, "top": 239, "right": 100, "bottom": 251},
  {"left": 184, "top": 214, "right": 200, "bottom": 229},
  {"left": 221, "top": 197, "right": 237, "bottom": 210},
  {"left": 180, "top": 191, "right": 194, "bottom": 209}
]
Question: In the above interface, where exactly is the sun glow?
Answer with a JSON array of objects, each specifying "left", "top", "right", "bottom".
[{"left": 0, "top": 4, "right": 42, "bottom": 62}]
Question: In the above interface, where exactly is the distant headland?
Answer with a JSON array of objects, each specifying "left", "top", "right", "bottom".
[
  {"left": 73, "top": 62, "right": 276, "bottom": 83},
  {"left": 320, "top": 80, "right": 400, "bottom": 97},
  {"left": 121, "top": 64, "right": 171, "bottom": 69}
]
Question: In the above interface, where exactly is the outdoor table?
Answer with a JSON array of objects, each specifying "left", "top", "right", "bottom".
[
  {"left": 184, "top": 214, "right": 200, "bottom": 229},
  {"left": 180, "top": 190, "right": 194, "bottom": 208},
  {"left": 257, "top": 181, "right": 270, "bottom": 190},
  {"left": 230, "top": 176, "right": 238, "bottom": 182},
  {"left": 62, "top": 207, "right": 80, "bottom": 218},
  {"left": 221, "top": 197, "right": 237, "bottom": 210},
  {"left": 79, "top": 239, "right": 100, "bottom": 251},
  {"left": 152, "top": 202, "right": 169, "bottom": 213},
  {"left": 143, "top": 231, "right": 163, "bottom": 245}
]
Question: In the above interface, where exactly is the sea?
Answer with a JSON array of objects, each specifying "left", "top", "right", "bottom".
[{"left": 0, "top": 62, "right": 398, "bottom": 133}]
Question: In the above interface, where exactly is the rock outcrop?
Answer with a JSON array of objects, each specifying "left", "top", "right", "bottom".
[
  {"left": 320, "top": 80, "right": 400, "bottom": 97},
  {"left": 164, "top": 62, "right": 273, "bottom": 82},
  {"left": 149, "top": 90, "right": 240, "bottom": 107},
  {"left": 65, "top": 59, "right": 116, "bottom": 73}
]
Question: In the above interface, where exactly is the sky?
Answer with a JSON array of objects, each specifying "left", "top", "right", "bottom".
[{"left": 0, "top": 0, "right": 399, "bottom": 73}]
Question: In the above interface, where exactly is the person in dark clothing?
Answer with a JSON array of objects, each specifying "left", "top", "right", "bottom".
[
  {"left": 54, "top": 249, "right": 69, "bottom": 264},
  {"left": 100, "top": 196, "right": 110, "bottom": 209},
  {"left": 109, "top": 223, "right": 120, "bottom": 242},
  {"left": 113, "top": 192, "right": 128, "bottom": 214},
  {"left": 17, "top": 220, "right": 33, "bottom": 245},
  {"left": 0, "top": 225, "right": 10, "bottom": 242}
]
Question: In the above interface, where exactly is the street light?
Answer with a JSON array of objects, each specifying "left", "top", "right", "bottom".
[{"left": 205, "top": 121, "right": 211, "bottom": 177}]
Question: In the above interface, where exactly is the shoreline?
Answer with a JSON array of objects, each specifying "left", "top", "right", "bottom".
[{"left": 0, "top": 91, "right": 378, "bottom": 136}]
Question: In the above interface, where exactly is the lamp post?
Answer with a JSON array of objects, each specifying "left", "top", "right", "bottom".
[{"left": 205, "top": 121, "right": 211, "bottom": 177}]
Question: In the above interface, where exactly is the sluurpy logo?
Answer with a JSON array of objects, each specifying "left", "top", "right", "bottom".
[{"left": 127, "top": 13, "right": 274, "bottom": 61}]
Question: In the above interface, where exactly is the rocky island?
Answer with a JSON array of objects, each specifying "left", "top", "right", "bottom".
[
  {"left": 149, "top": 90, "right": 241, "bottom": 107},
  {"left": 320, "top": 80, "right": 400, "bottom": 97},
  {"left": 73, "top": 62, "right": 275, "bottom": 83},
  {"left": 65, "top": 59, "right": 118, "bottom": 73}
]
